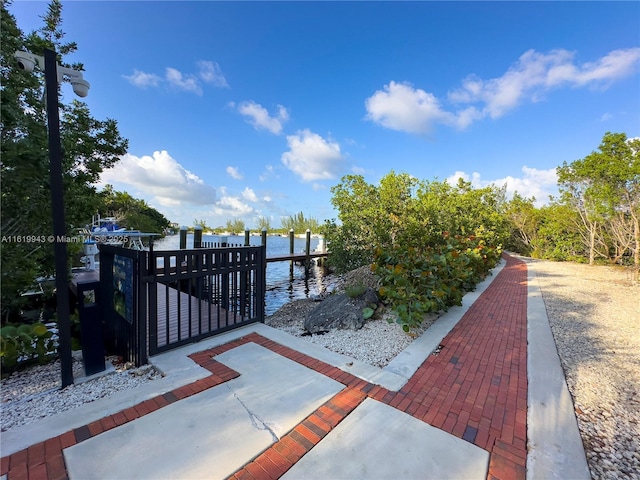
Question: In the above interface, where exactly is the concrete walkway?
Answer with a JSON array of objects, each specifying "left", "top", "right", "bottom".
[{"left": 0, "top": 254, "right": 589, "bottom": 480}]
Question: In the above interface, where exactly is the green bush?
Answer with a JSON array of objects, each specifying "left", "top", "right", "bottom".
[
  {"left": 0, "top": 322, "right": 57, "bottom": 373},
  {"left": 373, "top": 232, "right": 501, "bottom": 332}
]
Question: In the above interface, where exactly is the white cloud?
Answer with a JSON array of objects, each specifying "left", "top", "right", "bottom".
[
  {"left": 446, "top": 170, "right": 482, "bottom": 186},
  {"left": 226, "top": 166, "right": 243, "bottom": 180},
  {"left": 365, "top": 81, "right": 455, "bottom": 134},
  {"left": 213, "top": 195, "right": 254, "bottom": 217},
  {"left": 99, "top": 150, "right": 216, "bottom": 206},
  {"left": 122, "top": 70, "right": 161, "bottom": 88},
  {"left": 600, "top": 112, "right": 613, "bottom": 122},
  {"left": 237, "top": 101, "right": 289, "bottom": 135},
  {"left": 242, "top": 187, "right": 259, "bottom": 202},
  {"left": 281, "top": 129, "right": 345, "bottom": 181},
  {"left": 446, "top": 166, "right": 558, "bottom": 206},
  {"left": 259, "top": 165, "right": 276, "bottom": 182},
  {"left": 165, "top": 67, "right": 201, "bottom": 95},
  {"left": 449, "top": 48, "right": 640, "bottom": 119},
  {"left": 124, "top": 60, "right": 229, "bottom": 94},
  {"left": 197, "top": 60, "right": 229, "bottom": 87},
  {"left": 366, "top": 48, "right": 640, "bottom": 133}
]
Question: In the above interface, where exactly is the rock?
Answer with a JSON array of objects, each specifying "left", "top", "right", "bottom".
[{"left": 303, "top": 288, "right": 379, "bottom": 334}]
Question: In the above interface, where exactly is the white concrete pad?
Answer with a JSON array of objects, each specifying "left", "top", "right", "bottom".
[
  {"left": 64, "top": 343, "right": 343, "bottom": 480},
  {"left": 282, "top": 398, "right": 490, "bottom": 480}
]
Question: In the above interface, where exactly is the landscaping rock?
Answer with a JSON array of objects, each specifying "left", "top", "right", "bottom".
[{"left": 303, "top": 288, "right": 379, "bottom": 334}]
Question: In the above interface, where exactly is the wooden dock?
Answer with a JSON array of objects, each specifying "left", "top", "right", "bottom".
[
  {"left": 265, "top": 251, "right": 328, "bottom": 263},
  {"left": 153, "top": 284, "right": 238, "bottom": 349}
]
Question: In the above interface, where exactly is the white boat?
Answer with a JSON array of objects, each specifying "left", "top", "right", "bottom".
[{"left": 78, "top": 214, "right": 161, "bottom": 270}]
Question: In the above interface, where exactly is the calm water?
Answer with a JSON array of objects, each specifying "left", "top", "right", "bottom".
[{"left": 152, "top": 234, "right": 331, "bottom": 315}]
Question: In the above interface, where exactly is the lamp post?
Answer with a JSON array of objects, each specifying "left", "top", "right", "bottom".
[{"left": 15, "top": 48, "right": 90, "bottom": 388}]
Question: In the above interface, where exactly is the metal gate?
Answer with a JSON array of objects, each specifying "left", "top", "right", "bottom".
[
  {"left": 147, "top": 246, "right": 265, "bottom": 355},
  {"left": 100, "top": 244, "right": 266, "bottom": 364}
]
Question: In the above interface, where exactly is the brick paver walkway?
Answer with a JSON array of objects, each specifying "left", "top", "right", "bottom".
[{"left": 1, "top": 254, "right": 528, "bottom": 480}]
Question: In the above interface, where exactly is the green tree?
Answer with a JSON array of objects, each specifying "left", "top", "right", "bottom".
[
  {"left": 193, "top": 219, "right": 209, "bottom": 231},
  {"left": 324, "top": 172, "right": 509, "bottom": 273},
  {"left": 256, "top": 216, "right": 271, "bottom": 231},
  {"left": 100, "top": 186, "right": 170, "bottom": 234},
  {"left": 535, "top": 203, "right": 584, "bottom": 261},
  {"left": 324, "top": 172, "right": 417, "bottom": 272},
  {"left": 225, "top": 219, "right": 245, "bottom": 234},
  {"left": 557, "top": 132, "right": 639, "bottom": 268},
  {"left": 280, "top": 211, "right": 320, "bottom": 233},
  {"left": 1, "top": 1, "right": 128, "bottom": 318},
  {"left": 503, "top": 194, "right": 541, "bottom": 256}
]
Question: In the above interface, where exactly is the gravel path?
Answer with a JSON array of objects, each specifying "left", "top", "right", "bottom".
[
  {"left": 1, "top": 258, "right": 638, "bottom": 480},
  {"left": 527, "top": 259, "right": 639, "bottom": 480}
]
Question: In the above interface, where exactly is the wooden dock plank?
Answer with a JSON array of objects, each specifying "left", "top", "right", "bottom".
[
  {"left": 266, "top": 252, "right": 328, "bottom": 263},
  {"left": 152, "top": 284, "right": 245, "bottom": 348}
]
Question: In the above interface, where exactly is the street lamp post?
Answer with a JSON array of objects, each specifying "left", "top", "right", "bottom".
[{"left": 15, "top": 48, "right": 90, "bottom": 388}]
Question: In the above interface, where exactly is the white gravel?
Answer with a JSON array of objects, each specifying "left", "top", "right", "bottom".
[
  {"left": 265, "top": 299, "right": 438, "bottom": 368},
  {"left": 1, "top": 356, "right": 162, "bottom": 432},
  {"left": 527, "top": 259, "right": 640, "bottom": 480}
]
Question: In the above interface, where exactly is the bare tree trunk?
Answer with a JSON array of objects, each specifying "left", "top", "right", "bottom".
[
  {"left": 589, "top": 225, "right": 596, "bottom": 265},
  {"left": 633, "top": 213, "right": 640, "bottom": 282}
]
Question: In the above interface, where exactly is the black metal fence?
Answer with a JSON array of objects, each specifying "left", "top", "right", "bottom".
[{"left": 99, "top": 244, "right": 266, "bottom": 364}]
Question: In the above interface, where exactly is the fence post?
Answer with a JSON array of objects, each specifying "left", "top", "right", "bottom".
[
  {"left": 179, "top": 226, "right": 187, "bottom": 250},
  {"left": 260, "top": 228, "right": 268, "bottom": 321},
  {"left": 289, "top": 228, "right": 295, "bottom": 279},
  {"left": 260, "top": 243, "right": 267, "bottom": 322},
  {"left": 305, "top": 229, "right": 311, "bottom": 273},
  {"left": 221, "top": 236, "right": 229, "bottom": 310},
  {"left": 289, "top": 229, "right": 295, "bottom": 255},
  {"left": 194, "top": 225, "right": 203, "bottom": 249},
  {"left": 137, "top": 250, "right": 148, "bottom": 365},
  {"left": 241, "top": 230, "right": 250, "bottom": 315}
]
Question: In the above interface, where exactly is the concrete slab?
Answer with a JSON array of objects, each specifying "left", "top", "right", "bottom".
[
  {"left": 282, "top": 398, "right": 490, "bottom": 480},
  {"left": 64, "top": 343, "right": 343, "bottom": 480},
  {"left": 525, "top": 260, "right": 590, "bottom": 480}
]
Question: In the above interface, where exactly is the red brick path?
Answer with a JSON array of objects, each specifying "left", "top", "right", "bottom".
[{"left": 1, "top": 254, "right": 528, "bottom": 480}]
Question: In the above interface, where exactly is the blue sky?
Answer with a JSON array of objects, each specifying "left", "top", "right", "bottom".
[{"left": 9, "top": 1, "right": 640, "bottom": 229}]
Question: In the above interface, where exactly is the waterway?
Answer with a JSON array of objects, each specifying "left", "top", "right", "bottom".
[{"left": 152, "top": 234, "right": 331, "bottom": 315}]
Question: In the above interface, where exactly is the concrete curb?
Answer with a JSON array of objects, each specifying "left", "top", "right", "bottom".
[{"left": 525, "top": 259, "right": 590, "bottom": 480}]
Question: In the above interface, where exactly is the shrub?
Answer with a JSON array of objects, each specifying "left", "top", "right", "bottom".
[
  {"left": 373, "top": 232, "right": 501, "bottom": 331},
  {"left": 0, "top": 322, "right": 57, "bottom": 374}
]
